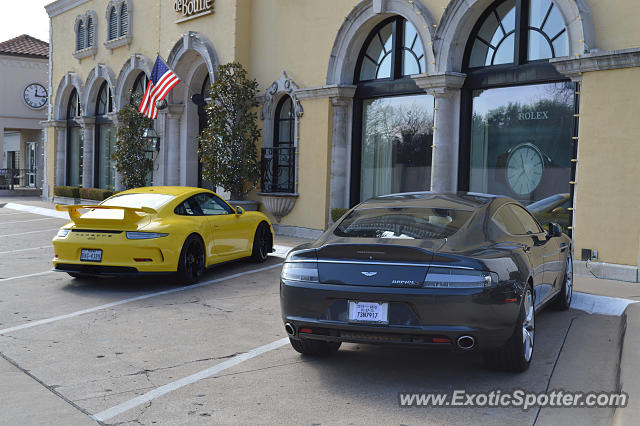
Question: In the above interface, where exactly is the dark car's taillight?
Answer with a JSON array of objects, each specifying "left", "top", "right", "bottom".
[
  {"left": 281, "top": 262, "right": 319, "bottom": 282},
  {"left": 423, "top": 267, "right": 498, "bottom": 288}
]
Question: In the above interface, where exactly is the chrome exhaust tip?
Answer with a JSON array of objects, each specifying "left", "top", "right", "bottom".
[
  {"left": 457, "top": 335, "right": 476, "bottom": 350},
  {"left": 284, "top": 322, "right": 296, "bottom": 336}
]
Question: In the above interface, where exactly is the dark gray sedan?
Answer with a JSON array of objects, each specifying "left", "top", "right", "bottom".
[{"left": 280, "top": 192, "right": 573, "bottom": 372}]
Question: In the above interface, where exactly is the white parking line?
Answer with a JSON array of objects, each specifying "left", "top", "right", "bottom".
[
  {"left": 0, "top": 228, "right": 60, "bottom": 238},
  {"left": 0, "top": 218, "right": 57, "bottom": 225},
  {"left": 2, "top": 203, "right": 69, "bottom": 219},
  {"left": 0, "top": 245, "right": 51, "bottom": 255},
  {"left": 0, "top": 262, "right": 283, "bottom": 336},
  {"left": 92, "top": 337, "right": 289, "bottom": 422},
  {"left": 0, "top": 271, "right": 54, "bottom": 282},
  {"left": 0, "top": 212, "right": 26, "bottom": 216}
]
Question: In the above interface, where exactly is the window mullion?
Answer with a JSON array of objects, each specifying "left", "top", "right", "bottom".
[
  {"left": 391, "top": 18, "right": 403, "bottom": 80},
  {"left": 517, "top": 0, "right": 530, "bottom": 64}
]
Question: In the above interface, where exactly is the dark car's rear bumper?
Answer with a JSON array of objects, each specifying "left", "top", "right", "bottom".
[{"left": 280, "top": 279, "right": 523, "bottom": 351}]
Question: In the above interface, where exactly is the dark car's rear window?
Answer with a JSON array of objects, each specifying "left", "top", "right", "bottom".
[{"left": 334, "top": 207, "right": 473, "bottom": 240}]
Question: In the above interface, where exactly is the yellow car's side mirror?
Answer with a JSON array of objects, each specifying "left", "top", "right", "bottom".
[{"left": 235, "top": 206, "right": 245, "bottom": 215}]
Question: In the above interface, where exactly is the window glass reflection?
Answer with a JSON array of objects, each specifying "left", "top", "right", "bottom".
[
  {"left": 469, "top": 83, "right": 574, "bottom": 230},
  {"left": 361, "top": 94, "right": 434, "bottom": 201}
]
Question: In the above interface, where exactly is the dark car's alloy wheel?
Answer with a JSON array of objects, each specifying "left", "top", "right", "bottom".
[
  {"left": 177, "top": 235, "right": 205, "bottom": 285},
  {"left": 483, "top": 286, "right": 535, "bottom": 372},
  {"left": 251, "top": 223, "right": 271, "bottom": 263},
  {"left": 552, "top": 254, "right": 573, "bottom": 310}
]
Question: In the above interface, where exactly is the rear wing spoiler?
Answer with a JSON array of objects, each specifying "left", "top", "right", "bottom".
[{"left": 56, "top": 204, "right": 158, "bottom": 225}]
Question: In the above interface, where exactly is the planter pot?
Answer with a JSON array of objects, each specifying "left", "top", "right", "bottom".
[
  {"left": 258, "top": 193, "right": 298, "bottom": 223},
  {"left": 229, "top": 199, "right": 259, "bottom": 212}
]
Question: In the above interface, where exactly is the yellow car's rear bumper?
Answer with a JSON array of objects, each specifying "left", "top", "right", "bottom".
[{"left": 52, "top": 232, "right": 182, "bottom": 274}]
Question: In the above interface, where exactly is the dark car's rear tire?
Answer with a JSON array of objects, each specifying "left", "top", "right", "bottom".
[
  {"left": 251, "top": 222, "right": 272, "bottom": 263},
  {"left": 551, "top": 254, "right": 573, "bottom": 310},
  {"left": 177, "top": 234, "right": 205, "bottom": 285},
  {"left": 289, "top": 338, "right": 341, "bottom": 356},
  {"left": 483, "top": 286, "right": 535, "bottom": 373}
]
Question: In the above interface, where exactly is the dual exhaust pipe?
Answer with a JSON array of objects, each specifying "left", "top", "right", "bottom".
[{"left": 284, "top": 322, "right": 296, "bottom": 337}]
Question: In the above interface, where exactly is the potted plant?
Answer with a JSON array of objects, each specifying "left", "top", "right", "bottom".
[{"left": 199, "top": 62, "right": 261, "bottom": 210}]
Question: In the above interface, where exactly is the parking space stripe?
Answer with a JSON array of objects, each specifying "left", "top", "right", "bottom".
[
  {"left": 0, "top": 271, "right": 54, "bottom": 282},
  {"left": 92, "top": 337, "right": 289, "bottom": 422},
  {"left": 0, "top": 218, "right": 58, "bottom": 225},
  {"left": 0, "top": 245, "right": 51, "bottom": 255},
  {"left": 0, "top": 262, "right": 283, "bottom": 336},
  {"left": 0, "top": 212, "right": 27, "bottom": 216},
  {"left": 0, "top": 228, "right": 60, "bottom": 238}
]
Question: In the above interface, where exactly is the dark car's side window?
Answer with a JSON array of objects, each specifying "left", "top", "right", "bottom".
[
  {"left": 509, "top": 205, "right": 544, "bottom": 235},
  {"left": 493, "top": 206, "right": 527, "bottom": 235},
  {"left": 192, "top": 193, "right": 234, "bottom": 216}
]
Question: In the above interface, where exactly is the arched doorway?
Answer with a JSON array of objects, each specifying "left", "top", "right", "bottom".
[
  {"left": 95, "top": 81, "right": 115, "bottom": 190},
  {"left": 66, "top": 89, "right": 83, "bottom": 186}
]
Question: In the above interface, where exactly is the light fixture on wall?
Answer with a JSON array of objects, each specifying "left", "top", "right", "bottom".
[{"left": 142, "top": 127, "right": 160, "bottom": 152}]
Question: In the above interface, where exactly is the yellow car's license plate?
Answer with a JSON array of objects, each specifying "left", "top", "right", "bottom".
[{"left": 80, "top": 249, "right": 102, "bottom": 262}]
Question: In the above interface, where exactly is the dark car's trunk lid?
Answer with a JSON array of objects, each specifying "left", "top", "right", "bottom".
[{"left": 316, "top": 243, "right": 442, "bottom": 287}]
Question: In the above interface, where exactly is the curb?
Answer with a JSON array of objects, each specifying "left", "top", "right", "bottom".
[{"left": 613, "top": 303, "right": 640, "bottom": 425}]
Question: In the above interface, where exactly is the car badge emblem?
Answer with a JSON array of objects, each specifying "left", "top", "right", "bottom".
[{"left": 361, "top": 271, "right": 377, "bottom": 277}]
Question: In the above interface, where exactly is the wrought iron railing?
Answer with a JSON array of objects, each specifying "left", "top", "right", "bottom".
[
  {"left": 260, "top": 147, "right": 295, "bottom": 193},
  {"left": 0, "top": 169, "right": 38, "bottom": 190}
]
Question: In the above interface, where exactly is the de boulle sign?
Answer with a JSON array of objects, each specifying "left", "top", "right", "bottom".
[{"left": 174, "top": 0, "right": 214, "bottom": 23}]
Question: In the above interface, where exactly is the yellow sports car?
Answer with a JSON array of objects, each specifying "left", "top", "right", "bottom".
[{"left": 52, "top": 186, "right": 274, "bottom": 283}]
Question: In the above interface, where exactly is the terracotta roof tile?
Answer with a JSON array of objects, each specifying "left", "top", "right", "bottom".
[{"left": 0, "top": 34, "right": 48, "bottom": 58}]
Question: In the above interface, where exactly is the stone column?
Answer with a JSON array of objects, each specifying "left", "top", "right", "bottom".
[
  {"left": 166, "top": 104, "right": 183, "bottom": 186},
  {"left": 0, "top": 127, "right": 4, "bottom": 169},
  {"left": 55, "top": 125, "right": 66, "bottom": 186},
  {"left": 78, "top": 117, "right": 95, "bottom": 189},
  {"left": 413, "top": 73, "right": 466, "bottom": 193},
  {"left": 329, "top": 96, "right": 353, "bottom": 211}
]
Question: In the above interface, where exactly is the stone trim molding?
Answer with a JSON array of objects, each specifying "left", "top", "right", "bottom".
[
  {"left": 167, "top": 31, "right": 219, "bottom": 81},
  {"left": 115, "top": 54, "right": 154, "bottom": 110},
  {"left": 104, "top": 0, "right": 133, "bottom": 51},
  {"left": 295, "top": 85, "right": 356, "bottom": 101},
  {"left": 53, "top": 72, "right": 84, "bottom": 121},
  {"left": 326, "top": 0, "right": 436, "bottom": 85},
  {"left": 551, "top": 47, "right": 640, "bottom": 81},
  {"left": 45, "top": 0, "right": 90, "bottom": 18},
  {"left": 412, "top": 72, "right": 466, "bottom": 95},
  {"left": 83, "top": 63, "right": 117, "bottom": 115}
]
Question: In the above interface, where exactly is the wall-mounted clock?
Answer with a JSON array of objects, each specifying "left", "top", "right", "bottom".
[
  {"left": 505, "top": 142, "right": 545, "bottom": 196},
  {"left": 24, "top": 83, "right": 48, "bottom": 109}
]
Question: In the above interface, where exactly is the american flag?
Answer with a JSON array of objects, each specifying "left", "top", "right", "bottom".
[{"left": 139, "top": 56, "right": 181, "bottom": 119}]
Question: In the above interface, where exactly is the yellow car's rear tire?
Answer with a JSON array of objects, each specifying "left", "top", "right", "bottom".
[
  {"left": 177, "top": 234, "right": 205, "bottom": 285},
  {"left": 251, "top": 222, "right": 271, "bottom": 263}
]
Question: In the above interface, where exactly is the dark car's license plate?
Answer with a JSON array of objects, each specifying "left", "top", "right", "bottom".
[
  {"left": 80, "top": 249, "right": 102, "bottom": 262},
  {"left": 348, "top": 301, "right": 389, "bottom": 324}
]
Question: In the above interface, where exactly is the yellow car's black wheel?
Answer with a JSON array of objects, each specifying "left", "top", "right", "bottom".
[
  {"left": 251, "top": 222, "right": 271, "bottom": 263},
  {"left": 177, "top": 234, "right": 205, "bottom": 284}
]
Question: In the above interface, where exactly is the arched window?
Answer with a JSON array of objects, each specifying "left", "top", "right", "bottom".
[
  {"left": 86, "top": 17, "right": 94, "bottom": 47},
  {"left": 66, "top": 89, "right": 83, "bottom": 186},
  {"left": 466, "top": 0, "right": 569, "bottom": 69},
  {"left": 356, "top": 16, "right": 425, "bottom": 81},
  {"left": 461, "top": 0, "right": 575, "bottom": 233},
  {"left": 108, "top": 7, "right": 118, "bottom": 40},
  {"left": 130, "top": 72, "right": 148, "bottom": 104},
  {"left": 270, "top": 96, "right": 295, "bottom": 193},
  {"left": 95, "top": 82, "right": 115, "bottom": 190},
  {"left": 351, "top": 16, "right": 434, "bottom": 204},
  {"left": 120, "top": 2, "right": 128, "bottom": 36},
  {"left": 76, "top": 21, "right": 85, "bottom": 51}
]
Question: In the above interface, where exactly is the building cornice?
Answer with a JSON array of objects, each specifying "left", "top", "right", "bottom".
[
  {"left": 45, "top": 0, "right": 90, "bottom": 17},
  {"left": 551, "top": 48, "right": 640, "bottom": 81},
  {"left": 295, "top": 85, "right": 356, "bottom": 100}
]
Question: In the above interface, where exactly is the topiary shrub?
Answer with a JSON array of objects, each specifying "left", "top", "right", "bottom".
[
  {"left": 79, "top": 187, "right": 117, "bottom": 201},
  {"left": 54, "top": 186, "right": 81, "bottom": 199}
]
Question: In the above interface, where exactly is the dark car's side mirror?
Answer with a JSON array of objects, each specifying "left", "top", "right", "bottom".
[{"left": 547, "top": 222, "right": 562, "bottom": 238}]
